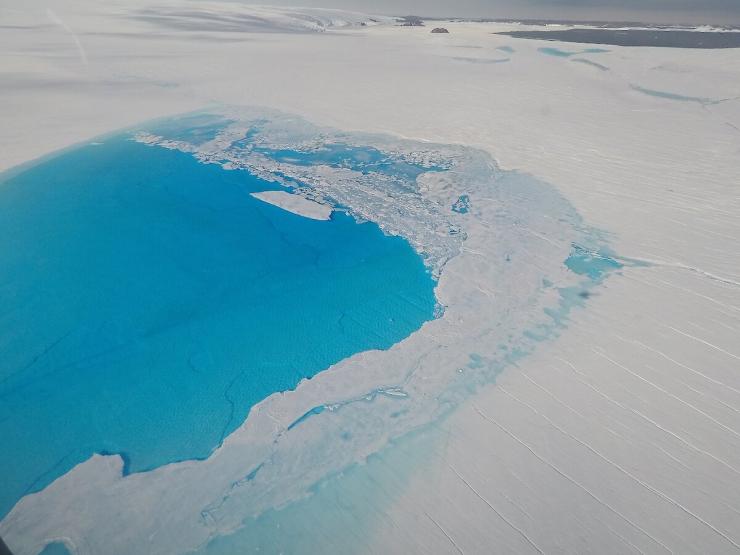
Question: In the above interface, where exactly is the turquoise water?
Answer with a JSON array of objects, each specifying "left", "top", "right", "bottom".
[
  {"left": 565, "top": 244, "right": 622, "bottom": 280},
  {"left": 571, "top": 58, "right": 610, "bottom": 71},
  {"left": 253, "top": 143, "right": 445, "bottom": 181},
  {"left": 193, "top": 201, "right": 627, "bottom": 555},
  {"left": 539, "top": 47, "right": 609, "bottom": 57},
  {"left": 452, "top": 56, "right": 510, "bottom": 64},
  {"left": 630, "top": 84, "right": 715, "bottom": 104},
  {"left": 38, "top": 543, "right": 71, "bottom": 555},
  {"left": 538, "top": 47, "right": 577, "bottom": 57},
  {"left": 451, "top": 194, "right": 470, "bottom": 214},
  {"left": 0, "top": 135, "right": 437, "bottom": 519}
]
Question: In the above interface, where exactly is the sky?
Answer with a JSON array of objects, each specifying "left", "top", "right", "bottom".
[{"left": 242, "top": 0, "right": 740, "bottom": 24}]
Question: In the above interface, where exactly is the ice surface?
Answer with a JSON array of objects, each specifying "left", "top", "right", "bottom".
[
  {"left": 130, "top": 3, "right": 393, "bottom": 34},
  {"left": 1, "top": 5, "right": 739, "bottom": 554}
]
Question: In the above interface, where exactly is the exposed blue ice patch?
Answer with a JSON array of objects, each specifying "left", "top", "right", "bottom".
[
  {"left": 571, "top": 58, "right": 610, "bottom": 71},
  {"left": 0, "top": 131, "right": 438, "bottom": 518},
  {"left": 553, "top": 244, "right": 647, "bottom": 314},
  {"left": 630, "top": 84, "right": 720, "bottom": 105},
  {"left": 467, "top": 353, "right": 485, "bottom": 369},
  {"left": 496, "top": 45, "right": 515, "bottom": 53},
  {"left": 244, "top": 463, "right": 264, "bottom": 482},
  {"left": 452, "top": 56, "right": 510, "bottom": 64},
  {"left": 565, "top": 244, "right": 623, "bottom": 280},
  {"left": 443, "top": 242, "right": 624, "bottom": 406},
  {"left": 287, "top": 406, "right": 327, "bottom": 431},
  {"left": 286, "top": 386, "right": 409, "bottom": 431},
  {"left": 451, "top": 194, "right": 470, "bottom": 214},
  {"left": 539, "top": 47, "right": 609, "bottom": 57},
  {"left": 539, "top": 47, "right": 577, "bottom": 57}
]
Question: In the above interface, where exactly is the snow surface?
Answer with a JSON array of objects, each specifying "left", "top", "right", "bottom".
[
  {"left": 1, "top": 3, "right": 740, "bottom": 554},
  {"left": 127, "top": 2, "right": 393, "bottom": 34}
]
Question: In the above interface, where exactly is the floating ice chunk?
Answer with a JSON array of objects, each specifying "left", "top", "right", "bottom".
[{"left": 251, "top": 190, "right": 332, "bottom": 220}]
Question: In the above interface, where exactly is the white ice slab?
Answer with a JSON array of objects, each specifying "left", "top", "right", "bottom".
[{"left": 251, "top": 190, "right": 332, "bottom": 220}]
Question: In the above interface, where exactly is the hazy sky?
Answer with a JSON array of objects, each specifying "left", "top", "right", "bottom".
[{"left": 244, "top": 0, "right": 740, "bottom": 24}]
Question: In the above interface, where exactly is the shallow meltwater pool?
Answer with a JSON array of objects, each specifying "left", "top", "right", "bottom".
[
  {"left": 0, "top": 127, "right": 437, "bottom": 519},
  {"left": 538, "top": 46, "right": 610, "bottom": 57}
]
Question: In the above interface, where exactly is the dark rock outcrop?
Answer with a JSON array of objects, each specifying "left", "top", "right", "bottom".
[{"left": 431, "top": 27, "right": 450, "bottom": 33}]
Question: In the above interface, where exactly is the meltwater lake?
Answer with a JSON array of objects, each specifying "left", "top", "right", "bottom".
[{"left": 0, "top": 127, "right": 437, "bottom": 518}]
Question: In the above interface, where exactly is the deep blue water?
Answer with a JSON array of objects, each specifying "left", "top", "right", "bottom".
[{"left": 0, "top": 135, "right": 437, "bottom": 519}]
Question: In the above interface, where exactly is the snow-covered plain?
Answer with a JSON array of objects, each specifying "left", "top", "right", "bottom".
[{"left": 1, "top": 2, "right": 740, "bottom": 554}]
